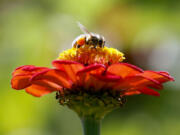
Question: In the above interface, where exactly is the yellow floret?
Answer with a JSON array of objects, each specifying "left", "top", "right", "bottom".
[{"left": 57, "top": 46, "right": 125, "bottom": 65}]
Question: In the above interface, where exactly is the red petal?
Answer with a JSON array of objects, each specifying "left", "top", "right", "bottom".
[
  {"left": 33, "top": 79, "right": 62, "bottom": 91},
  {"left": 90, "top": 74, "right": 122, "bottom": 91},
  {"left": 31, "top": 69, "right": 72, "bottom": 89},
  {"left": 52, "top": 60, "right": 84, "bottom": 82},
  {"left": 25, "top": 82, "right": 60, "bottom": 97},
  {"left": 138, "top": 87, "right": 160, "bottom": 96},
  {"left": 11, "top": 74, "right": 32, "bottom": 89},
  {"left": 92, "top": 74, "right": 122, "bottom": 82},
  {"left": 82, "top": 75, "right": 105, "bottom": 90},
  {"left": 135, "top": 74, "right": 163, "bottom": 89},
  {"left": 76, "top": 64, "right": 106, "bottom": 86},
  {"left": 81, "top": 74, "right": 121, "bottom": 91},
  {"left": 12, "top": 65, "right": 48, "bottom": 76},
  {"left": 113, "top": 75, "right": 162, "bottom": 90},
  {"left": 107, "top": 63, "right": 143, "bottom": 78},
  {"left": 123, "top": 91, "right": 141, "bottom": 96},
  {"left": 140, "top": 71, "right": 174, "bottom": 83},
  {"left": 11, "top": 65, "right": 50, "bottom": 90},
  {"left": 77, "top": 64, "right": 105, "bottom": 75}
]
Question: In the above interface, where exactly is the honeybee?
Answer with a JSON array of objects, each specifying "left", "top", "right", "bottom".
[{"left": 72, "top": 22, "right": 105, "bottom": 49}]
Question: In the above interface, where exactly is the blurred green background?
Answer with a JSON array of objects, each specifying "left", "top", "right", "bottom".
[{"left": 0, "top": 0, "right": 179, "bottom": 135}]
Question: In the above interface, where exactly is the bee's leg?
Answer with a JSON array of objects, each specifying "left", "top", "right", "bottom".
[
  {"left": 89, "top": 45, "right": 97, "bottom": 50},
  {"left": 89, "top": 45, "right": 93, "bottom": 49},
  {"left": 99, "top": 44, "right": 104, "bottom": 48},
  {"left": 101, "top": 44, "right": 104, "bottom": 48},
  {"left": 93, "top": 46, "right": 98, "bottom": 51},
  {"left": 77, "top": 45, "right": 81, "bottom": 48},
  {"left": 108, "top": 61, "right": 112, "bottom": 65},
  {"left": 56, "top": 91, "right": 60, "bottom": 99}
]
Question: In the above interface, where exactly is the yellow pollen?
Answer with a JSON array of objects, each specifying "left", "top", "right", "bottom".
[{"left": 57, "top": 46, "right": 125, "bottom": 65}]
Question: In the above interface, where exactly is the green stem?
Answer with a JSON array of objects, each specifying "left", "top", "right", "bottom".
[{"left": 81, "top": 117, "right": 101, "bottom": 135}]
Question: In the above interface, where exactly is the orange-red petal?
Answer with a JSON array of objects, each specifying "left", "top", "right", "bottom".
[
  {"left": 138, "top": 87, "right": 160, "bottom": 96},
  {"left": 11, "top": 74, "right": 32, "bottom": 89},
  {"left": 113, "top": 75, "right": 162, "bottom": 90},
  {"left": 90, "top": 74, "right": 122, "bottom": 91},
  {"left": 92, "top": 74, "right": 122, "bottom": 82},
  {"left": 25, "top": 82, "right": 61, "bottom": 97},
  {"left": 107, "top": 63, "right": 143, "bottom": 78},
  {"left": 123, "top": 90, "right": 141, "bottom": 96},
  {"left": 122, "top": 87, "right": 160, "bottom": 96},
  {"left": 31, "top": 69, "right": 72, "bottom": 89},
  {"left": 52, "top": 60, "right": 84, "bottom": 82},
  {"left": 140, "top": 71, "right": 174, "bottom": 83},
  {"left": 12, "top": 65, "right": 48, "bottom": 76},
  {"left": 76, "top": 64, "right": 106, "bottom": 86},
  {"left": 11, "top": 65, "right": 49, "bottom": 90},
  {"left": 77, "top": 64, "right": 105, "bottom": 75}
]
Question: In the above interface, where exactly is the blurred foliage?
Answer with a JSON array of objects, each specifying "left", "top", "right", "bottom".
[{"left": 0, "top": 0, "right": 179, "bottom": 135}]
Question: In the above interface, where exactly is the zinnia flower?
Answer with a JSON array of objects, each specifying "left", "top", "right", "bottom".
[
  {"left": 11, "top": 25, "right": 174, "bottom": 135},
  {"left": 11, "top": 46, "right": 174, "bottom": 117}
]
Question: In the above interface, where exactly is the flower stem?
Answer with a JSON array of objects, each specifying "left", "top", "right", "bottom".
[{"left": 81, "top": 117, "right": 101, "bottom": 135}]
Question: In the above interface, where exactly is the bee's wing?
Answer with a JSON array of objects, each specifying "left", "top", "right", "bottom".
[{"left": 77, "top": 22, "right": 92, "bottom": 35}]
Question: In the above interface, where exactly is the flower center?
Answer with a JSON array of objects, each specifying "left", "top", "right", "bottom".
[
  {"left": 56, "top": 88, "right": 126, "bottom": 119},
  {"left": 58, "top": 46, "right": 125, "bottom": 65}
]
